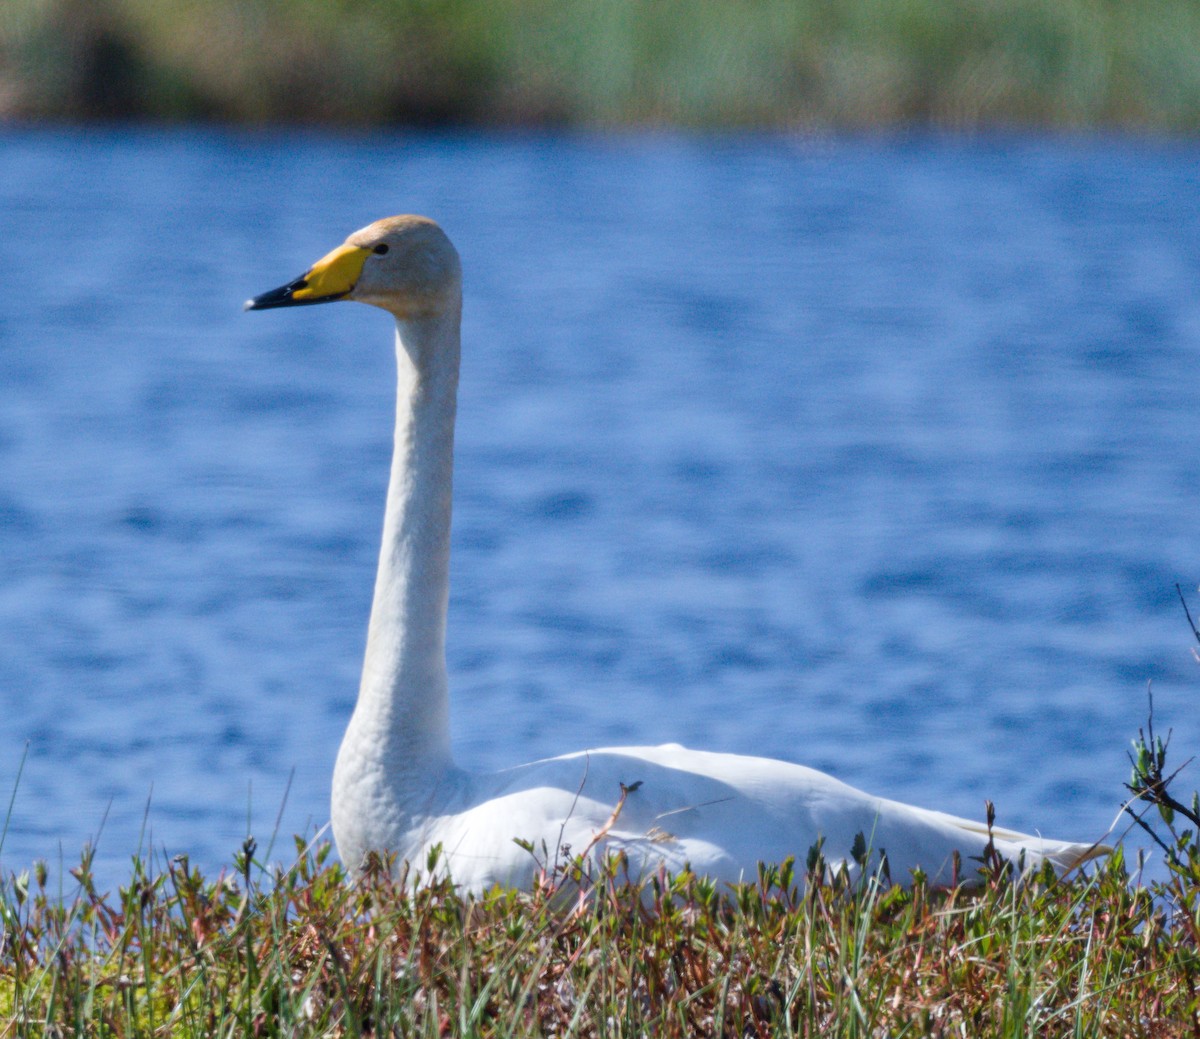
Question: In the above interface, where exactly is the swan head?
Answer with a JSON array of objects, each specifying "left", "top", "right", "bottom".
[{"left": 244, "top": 215, "right": 461, "bottom": 319}]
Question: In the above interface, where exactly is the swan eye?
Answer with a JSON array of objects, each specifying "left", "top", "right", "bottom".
[{"left": 373, "top": 244, "right": 389, "bottom": 255}]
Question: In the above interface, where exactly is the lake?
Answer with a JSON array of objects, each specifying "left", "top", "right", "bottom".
[{"left": 1, "top": 129, "right": 1197, "bottom": 888}]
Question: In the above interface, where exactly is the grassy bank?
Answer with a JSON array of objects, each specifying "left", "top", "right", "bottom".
[
  {"left": 3, "top": 0, "right": 1200, "bottom": 130},
  {"left": 2, "top": 840, "right": 1197, "bottom": 1037}
]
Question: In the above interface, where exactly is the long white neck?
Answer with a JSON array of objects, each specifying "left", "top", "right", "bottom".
[{"left": 355, "top": 305, "right": 461, "bottom": 769}]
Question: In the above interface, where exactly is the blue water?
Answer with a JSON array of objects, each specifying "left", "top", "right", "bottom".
[{"left": 1, "top": 129, "right": 1198, "bottom": 888}]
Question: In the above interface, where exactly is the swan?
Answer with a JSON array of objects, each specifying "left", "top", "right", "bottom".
[{"left": 246, "top": 215, "right": 1107, "bottom": 892}]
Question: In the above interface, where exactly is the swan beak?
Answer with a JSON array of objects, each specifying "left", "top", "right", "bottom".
[{"left": 244, "top": 243, "right": 372, "bottom": 311}]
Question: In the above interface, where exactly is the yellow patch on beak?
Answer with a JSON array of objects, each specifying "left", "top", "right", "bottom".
[{"left": 292, "top": 244, "right": 372, "bottom": 302}]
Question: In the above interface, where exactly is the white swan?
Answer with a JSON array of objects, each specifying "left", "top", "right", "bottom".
[{"left": 246, "top": 215, "right": 1106, "bottom": 892}]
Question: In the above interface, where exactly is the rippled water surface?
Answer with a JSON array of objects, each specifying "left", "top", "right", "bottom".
[{"left": 2, "top": 130, "right": 1198, "bottom": 885}]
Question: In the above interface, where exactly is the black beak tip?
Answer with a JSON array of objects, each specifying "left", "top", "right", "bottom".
[
  {"left": 244, "top": 282, "right": 298, "bottom": 312},
  {"left": 243, "top": 275, "right": 348, "bottom": 313}
]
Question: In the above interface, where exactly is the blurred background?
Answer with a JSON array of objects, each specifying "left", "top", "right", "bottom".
[
  {"left": 1, "top": 2, "right": 1198, "bottom": 889},
  {"left": 3, "top": 0, "right": 1200, "bottom": 130}
]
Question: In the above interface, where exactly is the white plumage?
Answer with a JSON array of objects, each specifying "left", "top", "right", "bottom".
[{"left": 246, "top": 215, "right": 1107, "bottom": 892}]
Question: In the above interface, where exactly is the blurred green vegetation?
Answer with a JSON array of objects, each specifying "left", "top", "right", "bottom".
[{"left": 2, "top": 0, "right": 1199, "bottom": 128}]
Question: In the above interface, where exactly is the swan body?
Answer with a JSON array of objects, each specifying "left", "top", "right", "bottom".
[{"left": 247, "top": 215, "right": 1106, "bottom": 892}]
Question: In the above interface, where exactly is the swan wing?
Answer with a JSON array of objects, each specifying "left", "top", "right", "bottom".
[{"left": 408, "top": 744, "right": 1107, "bottom": 892}]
